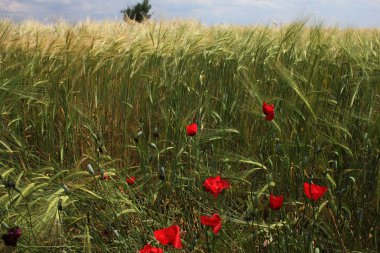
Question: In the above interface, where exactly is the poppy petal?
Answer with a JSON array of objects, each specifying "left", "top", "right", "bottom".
[
  {"left": 201, "top": 214, "right": 222, "bottom": 234},
  {"left": 304, "top": 182, "right": 328, "bottom": 201},
  {"left": 154, "top": 225, "right": 182, "bottom": 249},
  {"left": 269, "top": 194, "right": 284, "bottom": 210},
  {"left": 139, "top": 244, "right": 163, "bottom": 253}
]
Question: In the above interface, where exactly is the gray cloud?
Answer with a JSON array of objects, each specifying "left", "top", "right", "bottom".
[{"left": 0, "top": 0, "right": 379, "bottom": 27}]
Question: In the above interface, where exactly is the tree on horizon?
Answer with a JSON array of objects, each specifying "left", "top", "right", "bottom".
[{"left": 121, "top": 0, "right": 152, "bottom": 23}]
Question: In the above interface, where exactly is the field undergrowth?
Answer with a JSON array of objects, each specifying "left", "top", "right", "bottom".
[{"left": 0, "top": 19, "right": 379, "bottom": 252}]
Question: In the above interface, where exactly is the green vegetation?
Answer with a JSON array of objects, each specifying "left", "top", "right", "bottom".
[
  {"left": 0, "top": 19, "right": 379, "bottom": 252},
  {"left": 121, "top": 0, "right": 152, "bottom": 23}
]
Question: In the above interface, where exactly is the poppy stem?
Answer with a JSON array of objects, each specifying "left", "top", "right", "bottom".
[
  {"left": 57, "top": 207, "right": 63, "bottom": 226},
  {"left": 328, "top": 208, "right": 347, "bottom": 252},
  {"left": 205, "top": 229, "right": 212, "bottom": 253},
  {"left": 97, "top": 145, "right": 100, "bottom": 172},
  {"left": 1, "top": 221, "right": 9, "bottom": 229},
  {"left": 311, "top": 199, "right": 316, "bottom": 253},
  {"left": 281, "top": 211, "right": 290, "bottom": 252},
  {"left": 94, "top": 139, "right": 102, "bottom": 191},
  {"left": 22, "top": 193, "right": 38, "bottom": 242},
  {"left": 310, "top": 138, "right": 319, "bottom": 252},
  {"left": 189, "top": 137, "right": 192, "bottom": 171},
  {"left": 6, "top": 190, "right": 31, "bottom": 245},
  {"left": 211, "top": 232, "right": 216, "bottom": 252}
]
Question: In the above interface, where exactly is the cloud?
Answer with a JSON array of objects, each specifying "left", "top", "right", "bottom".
[
  {"left": 0, "top": 0, "right": 379, "bottom": 27},
  {"left": 0, "top": 0, "right": 124, "bottom": 21}
]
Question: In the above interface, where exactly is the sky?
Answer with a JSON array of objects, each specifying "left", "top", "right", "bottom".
[{"left": 0, "top": 0, "right": 380, "bottom": 27}]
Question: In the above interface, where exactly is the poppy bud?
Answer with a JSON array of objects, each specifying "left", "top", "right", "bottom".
[
  {"left": 275, "top": 142, "right": 282, "bottom": 152},
  {"left": 153, "top": 127, "right": 159, "bottom": 138},
  {"left": 186, "top": 123, "right": 198, "bottom": 136},
  {"left": 113, "top": 229, "right": 120, "bottom": 238},
  {"left": 100, "top": 169, "right": 109, "bottom": 180},
  {"left": 303, "top": 156, "right": 308, "bottom": 165},
  {"left": 199, "top": 73, "right": 205, "bottom": 84},
  {"left": 150, "top": 143, "right": 157, "bottom": 149},
  {"left": 62, "top": 184, "right": 70, "bottom": 194},
  {"left": 134, "top": 129, "right": 143, "bottom": 143},
  {"left": 58, "top": 198, "right": 63, "bottom": 211},
  {"left": 356, "top": 208, "right": 363, "bottom": 220},
  {"left": 87, "top": 164, "right": 95, "bottom": 176},
  {"left": 4, "top": 178, "right": 15, "bottom": 190},
  {"left": 100, "top": 168, "right": 105, "bottom": 178},
  {"left": 159, "top": 167, "right": 165, "bottom": 181},
  {"left": 148, "top": 154, "right": 154, "bottom": 163},
  {"left": 333, "top": 160, "right": 338, "bottom": 170}
]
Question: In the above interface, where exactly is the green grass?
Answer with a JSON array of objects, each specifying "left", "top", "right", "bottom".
[{"left": 0, "top": 19, "right": 379, "bottom": 252}]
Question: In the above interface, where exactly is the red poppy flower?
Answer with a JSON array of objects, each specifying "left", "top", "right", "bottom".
[
  {"left": 203, "top": 176, "right": 230, "bottom": 199},
  {"left": 262, "top": 102, "right": 275, "bottom": 121},
  {"left": 200, "top": 214, "right": 222, "bottom": 234},
  {"left": 139, "top": 244, "right": 163, "bottom": 253},
  {"left": 102, "top": 174, "right": 109, "bottom": 180},
  {"left": 153, "top": 225, "right": 182, "bottom": 249},
  {"left": 303, "top": 182, "right": 328, "bottom": 201},
  {"left": 186, "top": 123, "right": 198, "bottom": 136},
  {"left": 126, "top": 176, "right": 136, "bottom": 185},
  {"left": 2, "top": 227, "right": 22, "bottom": 246},
  {"left": 269, "top": 194, "right": 284, "bottom": 210}
]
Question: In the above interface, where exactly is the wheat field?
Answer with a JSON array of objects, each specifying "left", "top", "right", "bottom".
[{"left": 0, "top": 19, "right": 379, "bottom": 252}]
